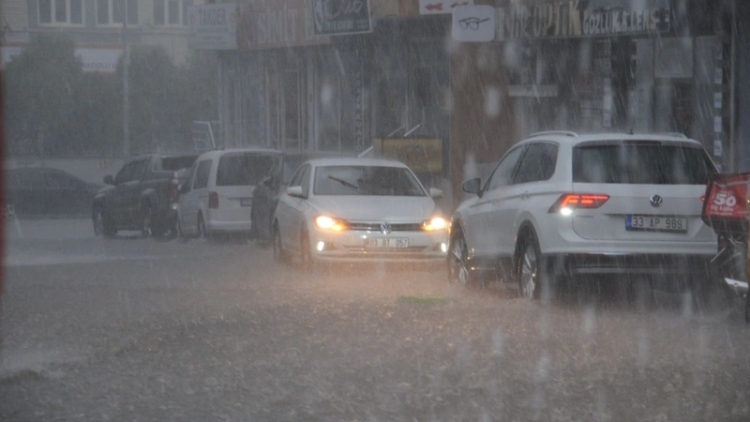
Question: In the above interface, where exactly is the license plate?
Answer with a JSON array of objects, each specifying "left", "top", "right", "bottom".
[
  {"left": 626, "top": 215, "right": 688, "bottom": 232},
  {"left": 239, "top": 198, "right": 252, "bottom": 207},
  {"left": 365, "top": 238, "right": 409, "bottom": 248}
]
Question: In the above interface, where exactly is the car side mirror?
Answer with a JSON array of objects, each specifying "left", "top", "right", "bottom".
[
  {"left": 103, "top": 175, "right": 115, "bottom": 185},
  {"left": 429, "top": 188, "right": 444, "bottom": 199},
  {"left": 286, "top": 186, "right": 305, "bottom": 199},
  {"left": 179, "top": 183, "right": 191, "bottom": 194},
  {"left": 462, "top": 178, "right": 483, "bottom": 198}
]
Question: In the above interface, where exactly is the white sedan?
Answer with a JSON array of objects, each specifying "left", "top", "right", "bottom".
[{"left": 272, "top": 157, "right": 449, "bottom": 266}]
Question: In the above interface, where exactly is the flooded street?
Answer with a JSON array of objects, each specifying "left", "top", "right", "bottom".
[{"left": 1, "top": 220, "right": 749, "bottom": 422}]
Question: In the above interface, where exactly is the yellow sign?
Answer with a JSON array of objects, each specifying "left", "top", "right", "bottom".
[{"left": 372, "top": 138, "right": 444, "bottom": 173}]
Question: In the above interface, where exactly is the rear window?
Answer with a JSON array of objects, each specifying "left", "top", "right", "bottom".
[
  {"left": 216, "top": 153, "right": 278, "bottom": 187},
  {"left": 159, "top": 155, "right": 197, "bottom": 171},
  {"left": 573, "top": 142, "right": 716, "bottom": 185}
]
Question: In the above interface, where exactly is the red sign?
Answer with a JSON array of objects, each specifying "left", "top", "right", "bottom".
[{"left": 703, "top": 173, "right": 749, "bottom": 220}]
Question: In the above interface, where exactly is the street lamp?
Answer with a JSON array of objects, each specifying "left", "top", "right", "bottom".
[{"left": 122, "top": 0, "right": 130, "bottom": 158}]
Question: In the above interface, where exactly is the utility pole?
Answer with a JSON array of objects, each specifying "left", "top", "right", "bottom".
[{"left": 122, "top": 0, "right": 130, "bottom": 158}]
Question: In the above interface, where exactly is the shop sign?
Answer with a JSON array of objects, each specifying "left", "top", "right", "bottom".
[
  {"left": 188, "top": 3, "right": 238, "bottom": 50},
  {"left": 419, "top": 0, "right": 474, "bottom": 15},
  {"left": 503, "top": 0, "right": 671, "bottom": 39},
  {"left": 452, "top": 5, "right": 495, "bottom": 43},
  {"left": 77, "top": 48, "right": 122, "bottom": 73},
  {"left": 237, "top": 0, "right": 329, "bottom": 50},
  {"left": 372, "top": 138, "right": 444, "bottom": 173},
  {"left": 311, "top": 0, "right": 372, "bottom": 36}
]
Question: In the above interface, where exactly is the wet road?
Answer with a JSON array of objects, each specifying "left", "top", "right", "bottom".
[{"left": 1, "top": 219, "right": 749, "bottom": 421}]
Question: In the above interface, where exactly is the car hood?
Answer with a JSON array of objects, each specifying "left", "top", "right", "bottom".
[{"left": 307, "top": 195, "right": 438, "bottom": 222}]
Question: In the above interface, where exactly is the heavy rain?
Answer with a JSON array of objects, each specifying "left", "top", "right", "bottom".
[{"left": 1, "top": 0, "right": 750, "bottom": 421}]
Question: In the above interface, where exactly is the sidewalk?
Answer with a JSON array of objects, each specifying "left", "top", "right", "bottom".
[{"left": 4, "top": 216, "right": 95, "bottom": 241}]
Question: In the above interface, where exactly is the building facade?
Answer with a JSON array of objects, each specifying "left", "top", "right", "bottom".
[
  {"left": 2, "top": 0, "right": 200, "bottom": 71},
  {"left": 204, "top": 0, "right": 739, "bottom": 210}
]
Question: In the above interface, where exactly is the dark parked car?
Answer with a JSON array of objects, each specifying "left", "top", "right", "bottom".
[
  {"left": 92, "top": 154, "right": 198, "bottom": 238},
  {"left": 5, "top": 167, "right": 102, "bottom": 217}
]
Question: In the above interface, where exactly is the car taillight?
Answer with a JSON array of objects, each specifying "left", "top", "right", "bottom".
[
  {"left": 209, "top": 191, "right": 219, "bottom": 209},
  {"left": 549, "top": 193, "right": 609, "bottom": 214}
]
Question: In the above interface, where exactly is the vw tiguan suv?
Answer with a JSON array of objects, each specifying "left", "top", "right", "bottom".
[{"left": 448, "top": 131, "right": 718, "bottom": 300}]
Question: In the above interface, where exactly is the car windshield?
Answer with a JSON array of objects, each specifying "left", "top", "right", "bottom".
[
  {"left": 314, "top": 165, "right": 425, "bottom": 196},
  {"left": 573, "top": 143, "right": 716, "bottom": 185},
  {"left": 216, "top": 153, "right": 278, "bottom": 187}
]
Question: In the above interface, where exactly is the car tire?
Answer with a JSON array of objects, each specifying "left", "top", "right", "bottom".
[
  {"left": 93, "top": 207, "right": 116, "bottom": 238},
  {"left": 516, "top": 233, "right": 548, "bottom": 301},
  {"left": 272, "top": 223, "right": 288, "bottom": 264},
  {"left": 447, "top": 230, "right": 474, "bottom": 287}
]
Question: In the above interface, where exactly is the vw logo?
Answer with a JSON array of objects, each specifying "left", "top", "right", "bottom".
[
  {"left": 380, "top": 222, "right": 392, "bottom": 235},
  {"left": 650, "top": 195, "right": 663, "bottom": 208}
]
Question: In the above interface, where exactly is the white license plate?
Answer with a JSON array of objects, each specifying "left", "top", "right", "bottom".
[
  {"left": 239, "top": 198, "right": 252, "bottom": 207},
  {"left": 626, "top": 215, "right": 688, "bottom": 232},
  {"left": 365, "top": 238, "right": 409, "bottom": 248}
]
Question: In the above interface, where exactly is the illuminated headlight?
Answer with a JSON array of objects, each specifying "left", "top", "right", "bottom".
[
  {"left": 423, "top": 216, "right": 448, "bottom": 231},
  {"left": 314, "top": 215, "right": 348, "bottom": 231}
]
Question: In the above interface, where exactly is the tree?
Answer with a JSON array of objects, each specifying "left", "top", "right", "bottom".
[{"left": 5, "top": 34, "right": 83, "bottom": 156}]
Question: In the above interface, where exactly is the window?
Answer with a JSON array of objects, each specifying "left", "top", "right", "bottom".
[
  {"left": 485, "top": 146, "right": 525, "bottom": 191},
  {"left": 289, "top": 165, "right": 306, "bottom": 187},
  {"left": 193, "top": 160, "right": 211, "bottom": 190},
  {"left": 299, "top": 166, "right": 312, "bottom": 197},
  {"left": 153, "top": 0, "right": 192, "bottom": 26},
  {"left": 115, "top": 162, "right": 136, "bottom": 184},
  {"left": 513, "top": 143, "right": 559, "bottom": 184},
  {"left": 39, "top": 0, "right": 83, "bottom": 25},
  {"left": 97, "top": 0, "right": 138, "bottom": 25},
  {"left": 573, "top": 142, "right": 717, "bottom": 185},
  {"left": 216, "top": 153, "right": 277, "bottom": 187},
  {"left": 313, "top": 166, "right": 426, "bottom": 197}
]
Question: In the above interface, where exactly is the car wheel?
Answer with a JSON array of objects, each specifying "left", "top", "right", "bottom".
[
  {"left": 447, "top": 230, "right": 472, "bottom": 286},
  {"left": 93, "top": 207, "right": 116, "bottom": 238},
  {"left": 141, "top": 206, "right": 155, "bottom": 238},
  {"left": 197, "top": 213, "right": 207, "bottom": 239},
  {"left": 273, "top": 224, "right": 288, "bottom": 264},
  {"left": 517, "top": 233, "right": 546, "bottom": 301}
]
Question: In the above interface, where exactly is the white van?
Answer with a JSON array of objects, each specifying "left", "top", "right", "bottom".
[{"left": 177, "top": 148, "right": 282, "bottom": 237}]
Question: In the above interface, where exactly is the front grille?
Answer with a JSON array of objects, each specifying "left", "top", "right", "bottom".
[
  {"left": 347, "top": 222, "right": 423, "bottom": 232},
  {"left": 343, "top": 246, "right": 427, "bottom": 252}
]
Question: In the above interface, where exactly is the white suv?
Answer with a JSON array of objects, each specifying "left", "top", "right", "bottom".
[{"left": 448, "top": 132, "right": 718, "bottom": 300}]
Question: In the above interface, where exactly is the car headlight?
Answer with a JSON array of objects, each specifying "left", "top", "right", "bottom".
[
  {"left": 422, "top": 216, "right": 448, "bottom": 231},
  {"left": 314, "top": 215, "right": 348, "bottom": 232}
]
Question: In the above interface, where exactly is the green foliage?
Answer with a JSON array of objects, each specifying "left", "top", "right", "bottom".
[
  {"left": 4, "top": 34, "right": 218, "bottom": 158},
  {"left": 5, "top": 34, "right": 83, "bottom": 155}
]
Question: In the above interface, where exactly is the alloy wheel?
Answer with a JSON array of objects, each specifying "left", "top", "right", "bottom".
[
  {"left": 520, "top": 242, "right": 538, "bottom": 299},
  {"left": 448, "top": 234, "right": 471, "bottom": 286}
]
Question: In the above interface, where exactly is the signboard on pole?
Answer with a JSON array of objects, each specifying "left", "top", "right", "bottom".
[
  {"left": 452, "top": 5, "right": 495, "bottom": 42},
  {"left": 420, "top": 0, "right": 474, "bottom": 15},
  {"left": 188, "top": 3, "right": 238, "bottom": 50},
  {"left": 310, "top": 0, "right": 372, "bottom": 36}
]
